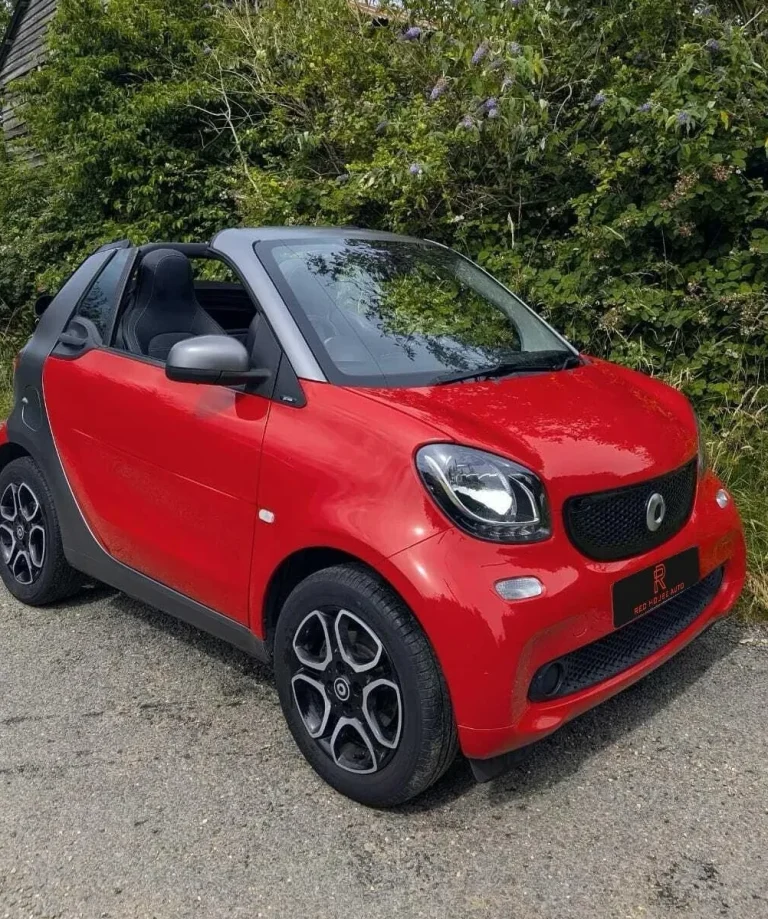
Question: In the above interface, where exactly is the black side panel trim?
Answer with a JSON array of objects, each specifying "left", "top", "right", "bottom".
[{"left": 67, "top": 548, "right": 270, "bottom": 663}]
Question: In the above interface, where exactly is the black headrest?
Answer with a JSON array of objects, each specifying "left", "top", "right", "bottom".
[{"left": 135, "top": 249, "right": 196, "bottom": 307}]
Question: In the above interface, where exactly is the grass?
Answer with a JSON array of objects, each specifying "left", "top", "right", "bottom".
[
  {"left": 706, "top": 387, "right": 768, "bottom": 621},
  {"left": 0, "top": 352, "right": 763, "bottom": 620},
  {"left": 0, "top": 358, "right": 12, "bottom": 419}
]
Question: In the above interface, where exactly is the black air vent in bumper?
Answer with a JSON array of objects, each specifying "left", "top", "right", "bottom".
[{"left": 528, "top": 566, "right": 724, "bottom": 702}]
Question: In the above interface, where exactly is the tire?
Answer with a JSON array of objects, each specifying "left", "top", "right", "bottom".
[
  {"left": 0, "top": 456, "right": 84, "bottom": 606},
  {"left": 274, "top": 564, "right": 457, "bottom": 807}
]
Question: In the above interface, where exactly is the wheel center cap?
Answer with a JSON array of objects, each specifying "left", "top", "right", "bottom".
[
  {"left": 16, "top": 524, "right": 24, "bottom": 541},
  {"left": 333, "top": 677, "right": 351, "bottom": 702}
]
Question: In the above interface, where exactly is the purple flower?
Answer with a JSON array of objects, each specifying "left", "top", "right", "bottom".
[
  {"left": 471, "top": 41, "right": 490, "bottom": 65},
  {"left": 409, "top": 163, "right": 423, "bottom": 175},
  {"left": 375, "top": 120, "right": 389, "bottom": 135},
  {"left": 487, "top": 106, "right": 500, "bottom": 119},
  {"left": 401, "top": 26, "right": 422, "bottom": 41},
  {"left": 488, "top": 58, "right": 505, "bottom": 71},
  {"left": 637, "top": 101, "right": 652, "bottom": 113},
  {"left": 705, "top": 38, "right": 720, "bottom": 53},
  {"left": 459, "top": 114, "right": 475, "bottom": 129},
  {"left": 677, "top": 110, "right": 692, "bottom": 126},
  {"left": 483, "top": 97, "right": 498, "bottom": 111},
  {"left": 591, "top": 92, "right": 606, "bottom": 108},
  {"left": 429, "top": 77, "right": 448, "bottom": 101},
  {"left": 335, "top": 173, "right": 350, "bottom": 185},
  {"left": 508, "top": 0, "right": 525, "bottom": 7},
  {"left": 508, "top": 41, "right": 522, "bottom": 56}
]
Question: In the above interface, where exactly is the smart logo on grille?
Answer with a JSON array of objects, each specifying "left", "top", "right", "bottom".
[{"left": 645, "top": 492, "right": 667, "bottom": 532}]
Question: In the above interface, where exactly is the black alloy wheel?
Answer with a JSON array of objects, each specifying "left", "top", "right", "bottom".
[
  {"left": 289, "top": 605, "right": 403, "bottom": 774},
  {"left": 0, "top": 478, "right": 47, "bottom": 586},
  {"left": 0, "top": 457, "right": 84, "bottom": 605},
  {"left": 274, "top": 564, "right": 457, "bottom": 807}
]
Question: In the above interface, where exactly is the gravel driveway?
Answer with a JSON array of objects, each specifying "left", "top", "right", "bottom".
[{"left": 1, "top": 585, "right": 766, "bottom": 919}]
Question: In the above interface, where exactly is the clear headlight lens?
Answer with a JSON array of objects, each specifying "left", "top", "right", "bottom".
[{"left": 416, "top": 444, "right": 550, "bottom": 543}]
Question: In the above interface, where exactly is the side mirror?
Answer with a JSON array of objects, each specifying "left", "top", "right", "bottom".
[
  {"left": 166, "top": 335, "right": 271, "bottom": 386},
  {"left": 34, "top": 294, "right": 54, "bottom": 317}
]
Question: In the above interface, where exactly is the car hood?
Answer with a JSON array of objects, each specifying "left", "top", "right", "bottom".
[{"left": 349, "top": 358, "right": 698, "bottom": 502}]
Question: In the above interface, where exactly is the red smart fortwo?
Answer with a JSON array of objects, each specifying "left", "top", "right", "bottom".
[{"left": 1, "top": 228, "right": 745, "bottom": 806}]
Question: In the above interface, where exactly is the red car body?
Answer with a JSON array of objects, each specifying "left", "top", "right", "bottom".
[{"left": 19, "top": 342, "right": 744, "bottom": 762}]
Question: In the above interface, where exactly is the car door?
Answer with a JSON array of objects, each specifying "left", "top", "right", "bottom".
[{"left": 42, "top": 248, "right": 271, "bottom": 625}]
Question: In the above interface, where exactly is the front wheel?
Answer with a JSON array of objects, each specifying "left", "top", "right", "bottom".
[{"left": 274, "top": 564, "right": 457, "bottom": 807}]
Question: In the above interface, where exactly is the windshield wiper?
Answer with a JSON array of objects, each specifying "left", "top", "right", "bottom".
[{"left": 434, "top": 351, "right": 581, "bottom": 385}]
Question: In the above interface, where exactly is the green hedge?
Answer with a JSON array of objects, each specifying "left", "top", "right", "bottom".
[
  {"left": 0, "top": 0, "right": 239, "bottom": 326},
  {"left": 0, "top": 0, "right": 765, "bottom": 614},
  {"left": 1, "top": 0, "right": 766, "bottom": 420},
  {"left": 215, "top": 0, "right": 768, "bottom": 416}
]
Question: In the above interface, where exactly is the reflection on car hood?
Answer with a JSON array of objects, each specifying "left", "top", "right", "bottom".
[{"left": 349, "top": 358, "right": 698, "bottom": 503}]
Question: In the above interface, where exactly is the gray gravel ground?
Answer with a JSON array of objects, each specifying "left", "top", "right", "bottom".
[{"left": 1, "top": 584, "right": 767, "bottom": 919}]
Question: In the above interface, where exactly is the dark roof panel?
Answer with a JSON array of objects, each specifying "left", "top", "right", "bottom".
[
  {"left": 0, "top": 0, "right": 57, "bottom": 83},
  {"left": 0, "top": 0, "right": 57, "bottom": 143}
]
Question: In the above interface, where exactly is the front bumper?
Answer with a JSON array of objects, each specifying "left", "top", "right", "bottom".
[{"left": 387, "top": 470, "right": 746, "bottom": 760}]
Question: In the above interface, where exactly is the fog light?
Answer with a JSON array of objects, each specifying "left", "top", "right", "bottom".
[
  {"left": 495, "top": 576, "right": 543, "bottom": 600},
  {"left": 716, "top": 488, "right": 730, "bottom": 509},
  {"left": 530, "top": 661, "right": 565, "bottom": 700}
]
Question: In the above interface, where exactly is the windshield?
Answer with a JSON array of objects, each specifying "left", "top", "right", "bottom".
[{"left": 255, "top": 237, "right": 574, "bottom": 387}]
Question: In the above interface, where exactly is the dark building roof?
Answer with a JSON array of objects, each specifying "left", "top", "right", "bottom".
[{"left": 0, "top": 0, "right": 57, "bottom": 139}]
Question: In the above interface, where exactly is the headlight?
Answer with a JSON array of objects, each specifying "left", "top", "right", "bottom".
[{"left": 416, "top": 444, "right": 550, "bottom": 543}]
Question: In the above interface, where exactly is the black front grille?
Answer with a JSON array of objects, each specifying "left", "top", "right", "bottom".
[
  {"left": 528, "top": 566, "right": 724, "bottom": 702},
  {"left": 564, "top": 460, "right": 697, "bottom": 561}
]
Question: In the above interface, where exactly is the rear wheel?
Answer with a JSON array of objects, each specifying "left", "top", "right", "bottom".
[
  {"left": 274, "top": 564, "right": 457, "bottom": 807},
  {"left": 0, "top": 457, "right": 84, "bottom": 605}
]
